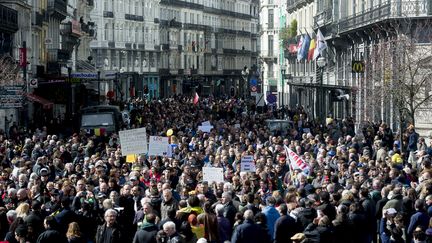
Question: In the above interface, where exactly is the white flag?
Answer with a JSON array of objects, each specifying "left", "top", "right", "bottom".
[{"left": 313, "top": 29, "right": 328, "bottom": 60}]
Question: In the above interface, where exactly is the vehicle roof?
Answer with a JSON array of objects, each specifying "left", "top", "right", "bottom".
[{"left": 81, "top": 105, "right": 120, "bottom": 113}]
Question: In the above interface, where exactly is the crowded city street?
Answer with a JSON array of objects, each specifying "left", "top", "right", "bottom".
[{"left": 0, "top": 95, "right": 431, "bottom": 243}]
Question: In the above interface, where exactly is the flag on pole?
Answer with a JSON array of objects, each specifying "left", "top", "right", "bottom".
[
  {"left": 284, "top": 145, "right": 310, "bottom": 174},
  {"left": 300, "top": 35, "right": 310, "bottom": 61},
  {"left": 296, "top": 35, "right": 304, "bottom": 61},
  {"left": 307, "top": 38, "right": 316, "bottom": 61},
  {"left": 313, "top": 29, "right": 328, "bottom": 60},
  {"left": 193, "top": 92, "right": 199, "bottom": 105}
]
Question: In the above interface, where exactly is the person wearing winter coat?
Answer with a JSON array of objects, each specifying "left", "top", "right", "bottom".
[
  {"left": 303, "top": 216, "right": 333, "bottom": 243},
  {"left": 274, "top": 203, "right": 297, "bottom": 243},
  {"left": 95, "top": 209, "right": 123, "bottom": 243},
  {"left": 332, "top": 204, "right": 354, "bottom": 243},
  {"left": 231, "top": 210, "right": 270, "bottom": 243},
  {"left": 133, "top": 213, "right": 158, "bottom": 243}
]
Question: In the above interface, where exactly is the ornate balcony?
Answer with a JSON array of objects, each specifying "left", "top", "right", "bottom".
[
  {"left": 314, "top": 8, "right": 333, "bottom": 27},
  {"left": 47, "top": 0, "right": 67, "bottom": 20},
  {"left": 0, "top": 4, "right": 18, "bottom": 33},
  {"left": 338, "top": 0, "right": 431, "bottom": 33},
  {"left": 287, "top": 0, "right": 314, "bottom": 13}
]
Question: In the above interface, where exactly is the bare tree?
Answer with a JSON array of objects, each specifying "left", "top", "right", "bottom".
[
  {"left": 367, "top": 19, "right": 432, "bottom": 129},
  {"left": 0, "top": 55, "right": 22, "bottom": 86}
]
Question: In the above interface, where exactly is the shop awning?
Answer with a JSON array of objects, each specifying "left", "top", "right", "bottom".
[{"left": 26, "top": 93, "right": 54, "bottom": 109}]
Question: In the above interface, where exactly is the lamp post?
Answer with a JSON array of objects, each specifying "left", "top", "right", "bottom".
[
  {"left": 281, "top": 65, "right": 286, "bottom": 108},
  {"left": 241, "top": 66, "right": 249, "bottom": 99},
  {"left": 97, "top": 70, "right": 101, "bottom": 105},
  {"left": 116, "top": 50, "right": 126, "bottom": 102},
  {"left": 316, "top": 56, "right": 327, "bottom": 123}
]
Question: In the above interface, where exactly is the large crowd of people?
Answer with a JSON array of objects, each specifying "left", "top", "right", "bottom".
[{"left": 0, "top": 95, "right": 432, "bottom": 243}]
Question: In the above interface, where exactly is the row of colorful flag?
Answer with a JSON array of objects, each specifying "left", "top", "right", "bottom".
[{"left": 291, "top": 29, "right": 328, "bottom": 62}]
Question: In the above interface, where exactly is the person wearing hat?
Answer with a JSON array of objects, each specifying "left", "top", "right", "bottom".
[{"left": 43, "top": 189, "right": 61, "bottom": 216}]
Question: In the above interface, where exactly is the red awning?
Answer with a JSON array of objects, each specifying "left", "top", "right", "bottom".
[{"left": 26, "top": 93, "right": 54, "bottom": 109}]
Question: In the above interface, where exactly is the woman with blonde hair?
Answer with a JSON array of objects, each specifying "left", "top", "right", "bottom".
[
  {"left": 66, "top": 222, "right": 85, "bottom": 243},
  {"left": 15, "top": 203, "right": 29, "bottom": 218}
]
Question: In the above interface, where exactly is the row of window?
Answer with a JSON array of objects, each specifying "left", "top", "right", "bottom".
[
  {"left": 103, "top": 22, "right": 158, "bottom": 44},
  {"left": 159, "top": 7, "right": 257, "bottom": 32},
  {"left": 103, "top": 0, "right": 157, "bottom": 18}
]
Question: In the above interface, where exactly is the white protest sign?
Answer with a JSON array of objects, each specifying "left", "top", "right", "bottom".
[
  {"left": 201, "top": 121, "right": 211, "bottom": 126},
  {"left": 148, "top": 136, "right": 169, "bottom": 156},
  {"left": 198, "top": 125, "right": 213, "bottom": 133},
  {"left": 203, "top": 167, "right": 224, "bottom": 183},
  {"left": 241, "top": 155, "right": 256, "bottom": 172},
  {"left": 119, "top": 127, "right": 147, "bottom": 156}
]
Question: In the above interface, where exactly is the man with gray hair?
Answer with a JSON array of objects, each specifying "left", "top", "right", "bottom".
[
  {"left": 216, "top": 204, "right": 232, "bottom": 243},
  {"left": 221, "top": 192, "right": 237, "bottom": 226},
  {"left": 161, "top": 189, "right": 178, "bottom": 221},
  {"left": 162, "top": 221, "right": 184, "bottom": 243},
  {"left": 96, "top": 209, "right": 123, "bottom": 243},
  {"left": 231, "top": 210, "right": 269, "bottom": 243}
]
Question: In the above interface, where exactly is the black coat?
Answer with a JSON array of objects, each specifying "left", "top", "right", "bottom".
[
  {"left": 304, "top": 223, "right": 333, "bottom": 243},
  {"left": 332, "top": 217, "right": 354, "bottom": 243},
  {"left": 25, "top": 211, "right": 44, "bottom": 236},
  {"left": 349, "top": 212, "right": 368, "bottom": 243},
  {"left": 274, "top": 214, "right": 297, "bottom": 243},
  {"left": 318, "top": 202, "right": 337, "bottom": 221},
  {"left": 223, "top": 201, "right": 237, "bottom": 226},
  {"left": 297, "top": 208, "right": 317, "bottom": 230},
  {"left": 132, "top": 224, "right": 158, "bottom": 243},
  {"left": 95, "top": 223, "right": 123, "bottom": 243},
  {"left": 231, "top": 219, "right": 271, "bottom": 243},
  {"left": 36, "top": 229, "right": 67, "bottom": 243}
]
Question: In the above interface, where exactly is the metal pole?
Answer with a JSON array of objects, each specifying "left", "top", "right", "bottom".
[
  {"left": 23, "top": 41, "right": 28, "bottom": 128},
  {"left": 97, "top": 70, "right": 101, "bottom": 105},
  {"left": 318, "top": 67, "right": 325, "bottom": 125},
  {"left": 67, "top": 67, "right": 72, "bottom": 121}
]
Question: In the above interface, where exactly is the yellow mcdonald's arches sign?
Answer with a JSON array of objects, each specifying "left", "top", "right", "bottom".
[{"left": 352, "top": 61, "right": 365, "bottom": 73}]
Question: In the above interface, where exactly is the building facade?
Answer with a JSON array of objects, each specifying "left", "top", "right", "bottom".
[
  {"left": 90, "top": 0, "right": 160, "bottom": 101},
  {"left": 158, "top": 0, "right": 260, "bottom": 98},
  {"left": 284, "top": 0, "right": 343, "bottom": 121},
  {"left": 260, "top": 0, "right": 290, "bottom": 106},
  {"left": 313, "top": 0, "right": 432, "bottom": 134}
]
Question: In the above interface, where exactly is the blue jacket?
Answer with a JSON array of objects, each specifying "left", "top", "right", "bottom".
[
  {"left": 408, "top": 131, "right": 419, "bottom": 151},
  {"left": 231, "top": 219, "right": 270, "bottom": 243},
  {"left": 407, "top": 211, "right": 429, "bottom": 236},
  {"left": 262, "top": 206, "right": 280, "bottom": 241}
]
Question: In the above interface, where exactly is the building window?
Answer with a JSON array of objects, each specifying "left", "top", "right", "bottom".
[
  {"left": 268, "top": 35, "right": 273, "bottom": 56},
  {"left": 104, "top": 24, "right": 109, "bottom": 41},
  {"left": 268, "top": 9, "right": 274, "bottom": 29},
  {"left": 267, "top": 63, "right": 273, "bottom": 78}
]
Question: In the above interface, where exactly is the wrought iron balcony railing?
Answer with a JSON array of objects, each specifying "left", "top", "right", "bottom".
[{"left": 338, "top": 0, "right": 431, "bottom": 33}]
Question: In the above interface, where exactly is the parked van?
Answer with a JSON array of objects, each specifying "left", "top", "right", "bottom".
[{"left": 80, "top": 105, "right": 123, "bottom": 135}]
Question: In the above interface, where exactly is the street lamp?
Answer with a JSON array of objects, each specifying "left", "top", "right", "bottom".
[
  {"left": 241, "top": 66, "right": 249, "bottom": 98},
  {"left": 316, "top": 56, "right": 327, "bottom": 123},
  {"left": 281, "top": 65, "right": 286, "bottom": 108}
]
